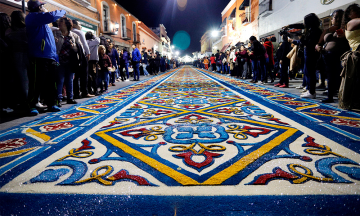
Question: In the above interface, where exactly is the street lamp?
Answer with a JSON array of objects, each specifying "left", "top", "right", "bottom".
[
  {"left": 172, "top": 45, "right": 175, "bottom": 49},
  {"left": 175, "top": 51, "right": 180, "bottom": 56},
  {"left": 212, "top": 30, "right": 219, "bottom": 37}
]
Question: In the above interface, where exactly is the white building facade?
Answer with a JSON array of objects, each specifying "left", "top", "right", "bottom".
[{"left": 258, "top": 0, "right": 360, "bottom": 40}]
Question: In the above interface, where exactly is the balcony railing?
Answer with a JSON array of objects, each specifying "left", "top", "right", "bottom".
[
  {"left": 259, "top": 0, "right": 273, "bottom": 17},
  {"left": 122, "top": 28, "right": 131, "bottom": 40},
  {"left": 133, "top": 34, "right": 141, "bottom": 43},
  {"left": 73, "top": 0, "right": 91, "bottom": 7}
]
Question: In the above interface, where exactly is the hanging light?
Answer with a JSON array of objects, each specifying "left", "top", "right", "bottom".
[{"left": 114, "top": 22, "right": 119, "bottom": 29}]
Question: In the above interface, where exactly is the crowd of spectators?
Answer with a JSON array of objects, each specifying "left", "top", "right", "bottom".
[
  {"left": 194, "top": 5, "right": 360, "bottom": 110},
  {"left": 0, "top": 0, "right": 179, "bottom": 117}
]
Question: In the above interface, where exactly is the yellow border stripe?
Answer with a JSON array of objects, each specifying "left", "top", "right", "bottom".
[
  {"left": 0, "top": 147, "right": 36, "bottom": 158},
  {"left": 25, "top": 128, "right": 51, "bottom": 141},
  {"left": 96, "top": 132, "right": 199, "bottom": 185}
]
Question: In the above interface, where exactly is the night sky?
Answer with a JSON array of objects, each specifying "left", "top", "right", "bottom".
[{"left": 117, "top": 0, "right": 230, "bottom": 56}]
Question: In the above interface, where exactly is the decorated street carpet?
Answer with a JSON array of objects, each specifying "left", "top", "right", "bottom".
[{"left": 1, "top": 66, "right": 360, "bottom": 215}]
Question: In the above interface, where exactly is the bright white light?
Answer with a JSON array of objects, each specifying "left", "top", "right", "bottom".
[
  {"left": 213, "top": 46, "right": 217, "bottom": 49},
  {"left": 212, "top": 31, "right": 219, "bottom": 37},
  {"left": 176, "top": 51, "right": 180, "bottom": 56},
  {"left": 172, "top": 45, "right": 175, "bottom": 49}
]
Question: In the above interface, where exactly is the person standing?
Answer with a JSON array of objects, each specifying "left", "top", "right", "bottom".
[
  {"left": 238, "top": 46, "right": 249, "bottom": 79},
  {"left": 274, "top": 35, "right": 292, "bottom": 88},
  {"left": 53, "top": 17, "right": 83, "bottom": 105},
  {"left": 141, "top": 51, "right": 149, "bottom": 76},
  {"left": 154, "top": 53, "right": 160, "bottom": 75},
  {"left": 97, "top": 45, "right": 112, "bottom": 93},
  {"left": 249, "top": 36, "right": 266, "bottom": 84},
  {"left": 264, "top": 38, "right": 275, "bottom": 82},
  {"left": 71, "top": 20, "right": 93, "bottom": 98},
  {"left": 86, "top": 31, "right": 100, "bottom": 95},
  {"left": 118, "top": 50, "right": 126, "bottom": 81},
  {"left": 122, "top": 48, "right": 130, "bottom": 80},
  {"left": 4, "top": 11, "right": 28, "bottom": 110},
  {"left": 286, "top": 13, "right": 322, "bottom": 99},
  {"left": 210, "top": 54, "right": 216, "bottom": 71},
  {"left": 131, "top": 44, "right": 141, "bottom": 81},
  {"left": 107, "top": 42, "right": 119, "bottom": 86},
  {"left": 215, "top": 50, "right": 221, "bottom": 72},
  {"left": 160, "top": 55, "right": 166, "bottom": 72},
  {"left": 316, "top": 10, "right": 348, "bottom": 103},
  {"left": 26, "top": 0, "right": 65, "bottom": 115},
  {"left": 203, "top": 57, "right": 209, "bottom": 70},
  {"left": 229, "top": 47, "right": 236, "bottom": 76}
]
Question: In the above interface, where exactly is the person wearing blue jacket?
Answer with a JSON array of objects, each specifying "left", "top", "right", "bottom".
[
  {"left": 122, "top": 48, "right": 130, "bottom": 80},
  {"left": 107, "top": 42, "right": 119, "bottom": 86},
  {"left": 25, "top": 0, "right": 66, "bottom": 115},
  {"left": 131, "top": 44, "right": 141, "bottom": 81}
]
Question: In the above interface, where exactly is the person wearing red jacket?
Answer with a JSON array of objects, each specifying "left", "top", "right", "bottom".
[
  {"left": 264, "top": 38, "right": 275, "bottom": 82},
  {"left": 210, "top": 54, "right": 216, "bottom": 72}
]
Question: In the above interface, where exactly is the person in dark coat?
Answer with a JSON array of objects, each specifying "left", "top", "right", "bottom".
[
  {"left": 274, "top": 35, "right": 292, "bottom": 88},
  {"left": 249, "top": 36, "right": 266, "bottom": 83},
  {"left": 118, "top": 50, "right": 126, "bottom": 81},
  {"left": 122, "top": 48, "right": 130, "bottom": 80},
  {"left": 285, "top": 13, "right": 323, "bottom": 98},
  {"left": 154, "top": 53, "right": 160, "bottom": 75},
  {"left": 160, "top": 56, "right": 166, "bottom": 72},
  {"left": 4, "top": 11, "right": 28, "bottom": 110},
  {"left": 107, "top": 42, "right": 119, "bottom": 85}
]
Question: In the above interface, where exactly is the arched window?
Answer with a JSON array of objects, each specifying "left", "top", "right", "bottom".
[
  {"left": 120, "top": 14, "right": 126, "bottom": 38},
  {"left": 132, "top": 22, "right": 137, "bottom": 41},
  {"left": 101, "top": 1, "right": 110, "bottom": 32}
]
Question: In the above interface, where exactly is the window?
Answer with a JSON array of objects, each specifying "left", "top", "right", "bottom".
[
  {"left": 101, "top": 2, "right": 110, "bottom": 32},
  {"left": 121, "top": 14, "right": 126, "bottom": 38},
  {"left": 242, "top": 6, "right": 251, "bottom": 24},
  {"left": 133, "top": 22, "right": 137, "bottom": 41}
]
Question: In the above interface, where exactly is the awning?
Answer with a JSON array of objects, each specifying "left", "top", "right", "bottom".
[
  {"left": 228, "top": 8, "right": 236, "bottom": 20},
  {"left": 220, "top": 17, "right": 227, "bottom": 28},
  {"left": 220, "top": 42, "right": 232, "bottom": 53},
  {"left": 239, "top": 0, "right": 250, "bottom": 10}
]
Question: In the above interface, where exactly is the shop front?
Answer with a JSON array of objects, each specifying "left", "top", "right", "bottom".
[{"left": 66, "top": 14, "right": 98, "bottom": 35}]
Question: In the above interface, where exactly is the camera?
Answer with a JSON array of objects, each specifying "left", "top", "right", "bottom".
[{"left": 279, "top": 28, "right": 289, "bottom": 37}]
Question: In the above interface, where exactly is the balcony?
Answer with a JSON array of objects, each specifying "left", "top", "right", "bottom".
[
  {"left": 133, "top": 34, "right": 141, "bottom": 44},
  {"left": 121, "top": 28, "right": 131, "bottom": 40},
  {"left": 73, "top": 0, "right": 91, "bottom": 7},
  {"left": 259, "top": 0, "right": 273, "bottom": 18}
]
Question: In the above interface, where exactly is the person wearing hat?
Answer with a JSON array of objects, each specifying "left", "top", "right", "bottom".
[{"left": 25, "top": 0, "right": 66, "bottom": 115}]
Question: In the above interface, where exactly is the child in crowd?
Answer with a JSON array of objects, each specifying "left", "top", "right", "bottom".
[{"left": 98, "top": 45, "right": 112, "bottom": 93}]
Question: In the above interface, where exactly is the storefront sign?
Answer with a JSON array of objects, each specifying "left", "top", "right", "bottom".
[
  {"left": 320, "top": 0, "right": 335, "bottom": 5},
  {"left": 66, "top": 15, "right": 98, "bottom": 35}
]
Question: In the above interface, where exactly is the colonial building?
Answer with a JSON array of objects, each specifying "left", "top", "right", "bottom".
[
  {"left": 200, "top": 31, "right": 219, "bottom": 57},
  {"left": 258, "top": 0, "right": 360, "bottom": 41},
  {"left": 1, "top": 0, "right": 99, "bottom": 35},
  {"left": 138, "top": 22, "right": 161, "bottom": 54},
  {"left": 149, "top": 24, "right": 172, "bottom": 57},
  {"left": 220, "top": 0, "right": 259, "bottom": 51},
  {"left": 96, "top": 0, "right": 140, "bottom": 50}
]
